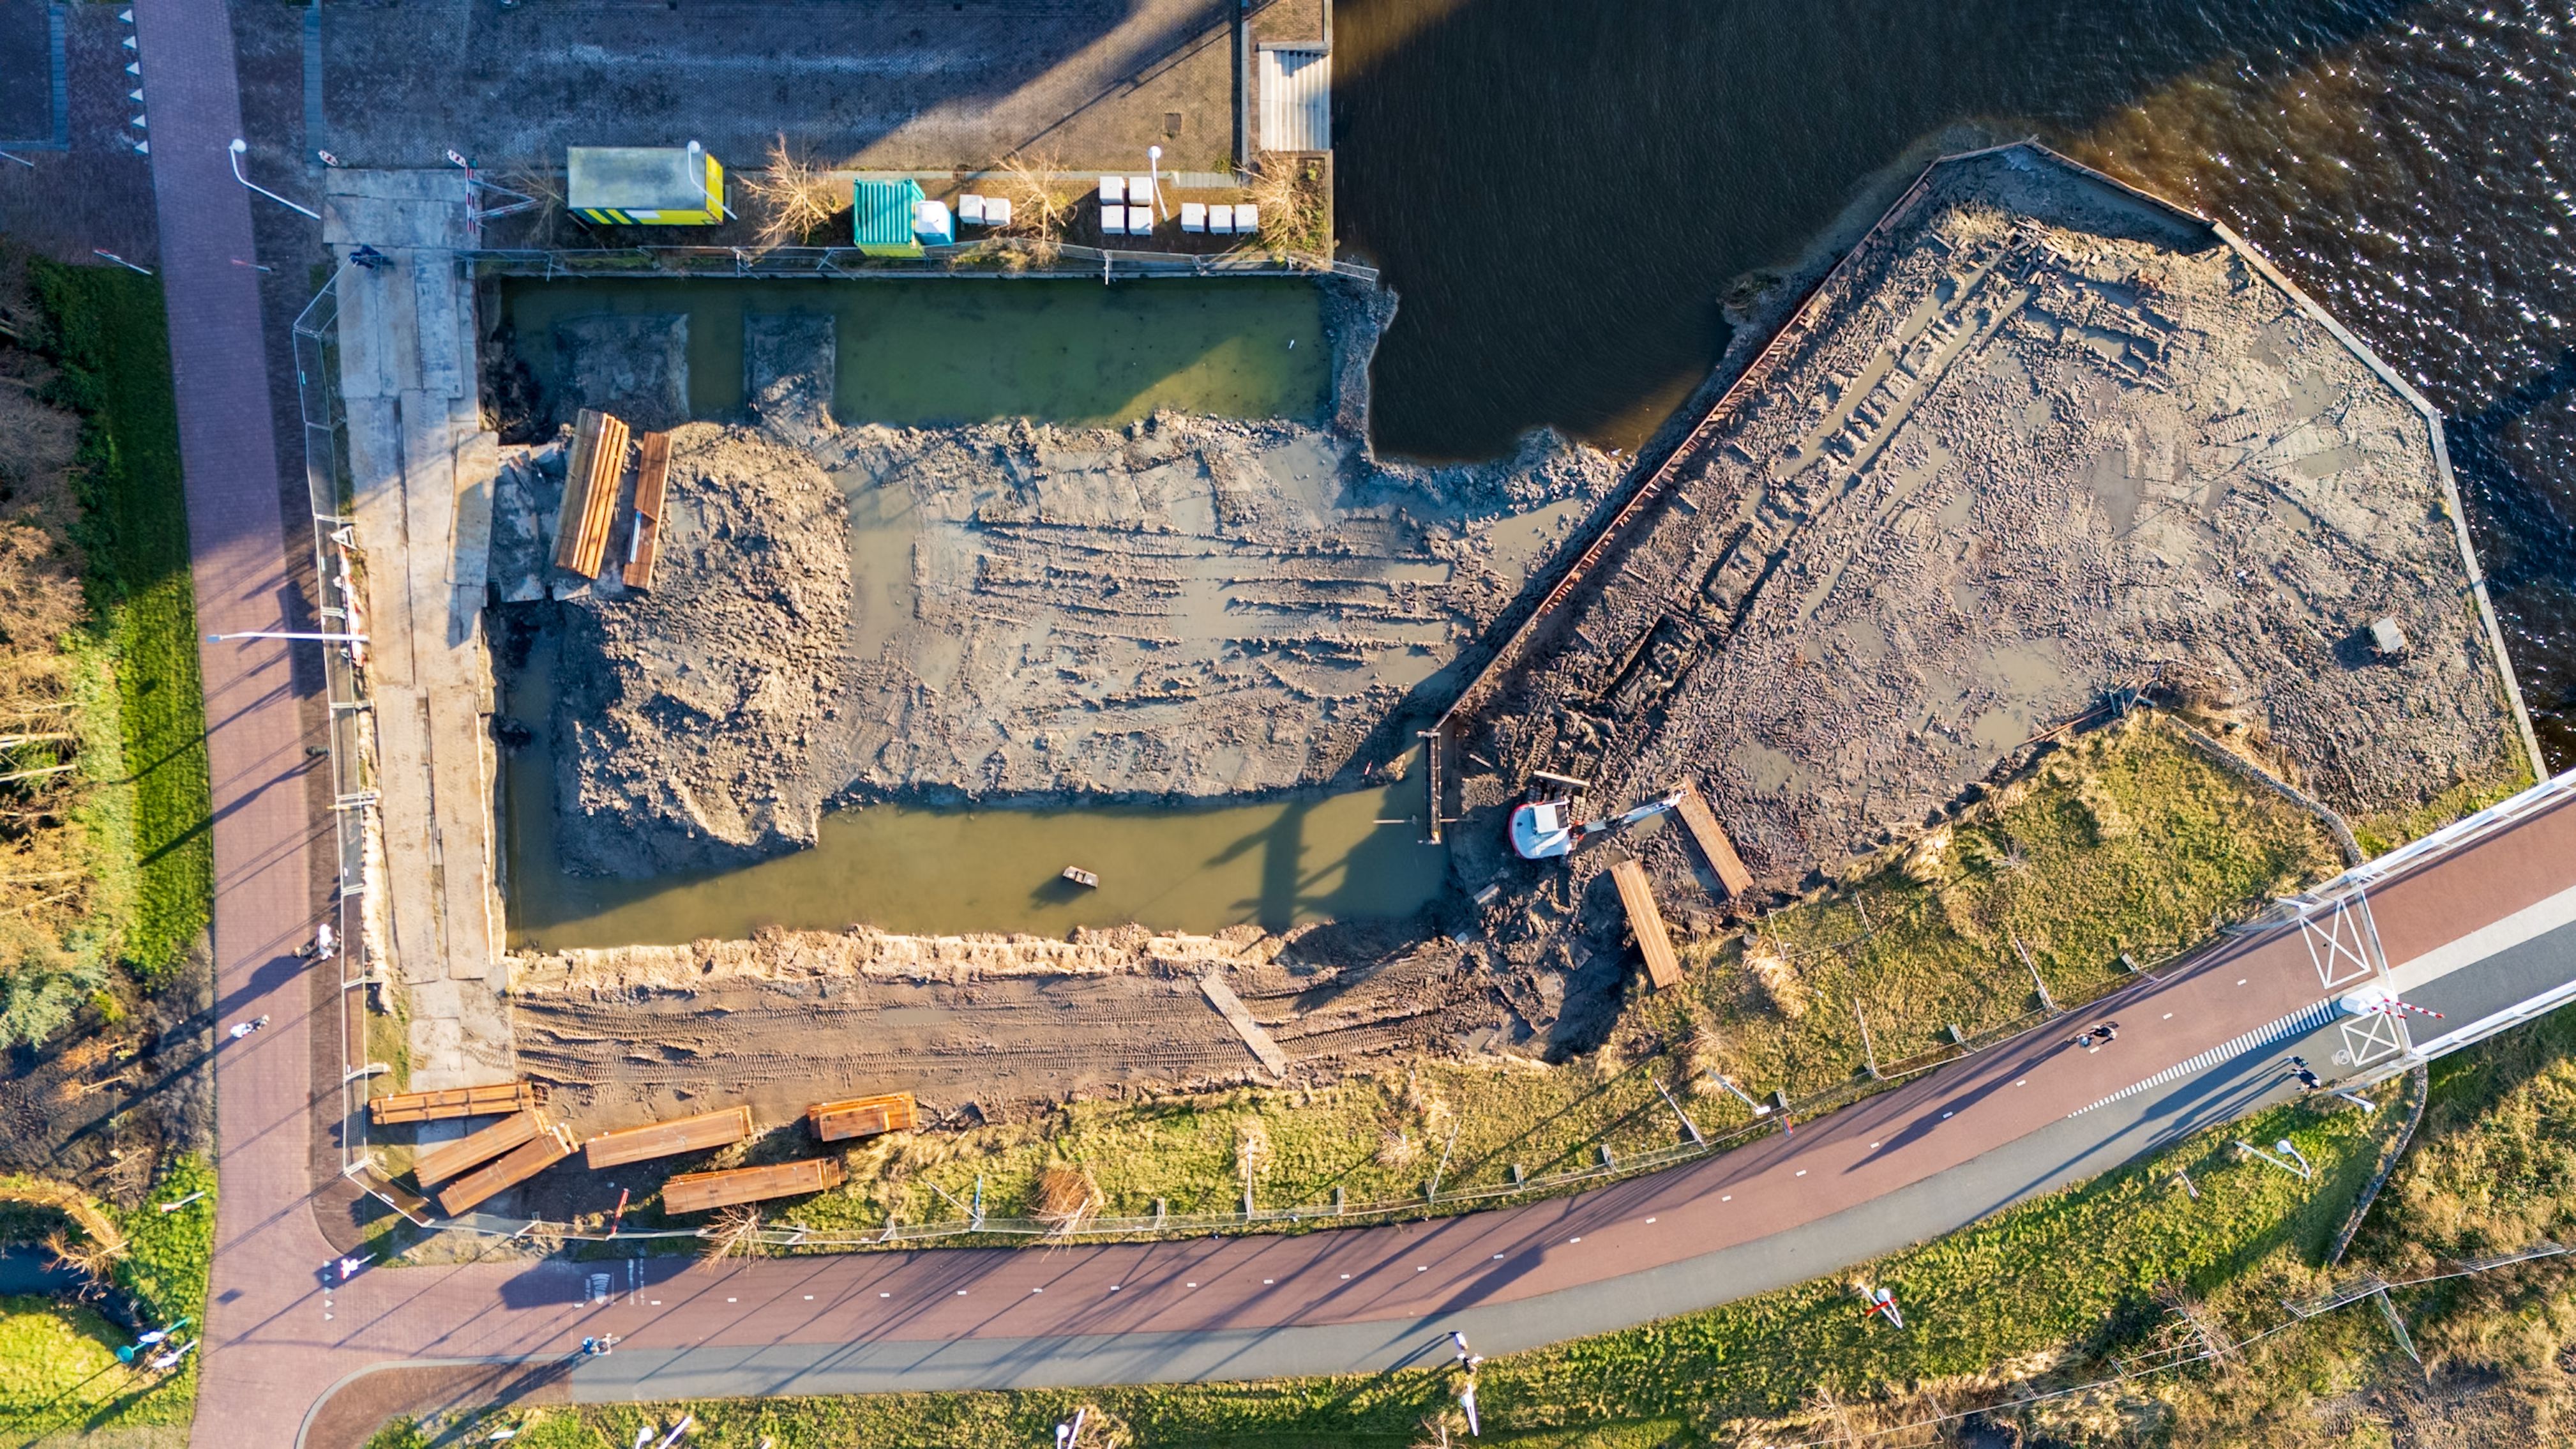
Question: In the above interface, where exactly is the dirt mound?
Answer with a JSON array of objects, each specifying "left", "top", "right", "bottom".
[{"left": 552, "top": 424, "right": 852, "bottom": 877}]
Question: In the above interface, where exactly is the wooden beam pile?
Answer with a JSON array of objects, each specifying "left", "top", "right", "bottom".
[
  {"left": 414, "top": 1110, "right": 545, "bottom": 1187},
  {"left": 552, "top": 408, "right": 631, "bottom": 578},
  {"left": 583, "top": 1105, "right": 754, "bottom": 1169},
  {"left": 368, "top": 1081, "right": 539, "bottom": 1126},
  {"left": 437, "top": 1119, "right": 578, "bottom": 1215},
  {"left": 806, "top": 1092, "right": 917, "bottom": 1142},
  {"left": 621, "top": 430, "right": 672, "bottom": 589},
  {"left": 663, "top": 1158, "right": 846, "bottom": 1215}
]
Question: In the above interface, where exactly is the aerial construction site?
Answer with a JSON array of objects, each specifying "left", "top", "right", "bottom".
[{"left": 329, "top": 142, "right": 2529, "bottom": 1236}]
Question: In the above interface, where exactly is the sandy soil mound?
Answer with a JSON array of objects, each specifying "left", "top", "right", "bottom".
[
  {"left": 1448, "top": 145, "right": 2528, "bottom": 1046},
  {"left": 534, "top": 407, "right": 1616, "bottom": 876},
  {"left": 552, "top": 424, "right": 852, "bottom": 876}
]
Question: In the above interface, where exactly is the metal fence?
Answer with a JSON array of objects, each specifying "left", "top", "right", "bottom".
[
  {"left": 290, "top": 262, "right": 387, "bottom": 1180},
  {"left": 461, "top": 239, "right": 1378, "bottom": 284}
]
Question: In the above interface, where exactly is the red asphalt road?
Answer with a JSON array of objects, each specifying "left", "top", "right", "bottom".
[{"left": 170, "top": 790, "right": 2570, "bottom": 1443}]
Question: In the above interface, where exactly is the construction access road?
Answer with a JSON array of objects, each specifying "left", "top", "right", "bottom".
[{"left": 206, "top": 760, "right": 2576, "bottom": 1443}]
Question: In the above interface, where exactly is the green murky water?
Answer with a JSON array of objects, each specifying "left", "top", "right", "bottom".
[
  {"left": 496, "top": 277, "right": 1330, "bottom": 427},
  {"left": 502, "top": 623, "right": 1445, "bottom": 948}
]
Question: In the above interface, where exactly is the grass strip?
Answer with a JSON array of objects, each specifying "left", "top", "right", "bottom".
[{"left": 30, "top": 261, "right": 211, "bottom": 982}]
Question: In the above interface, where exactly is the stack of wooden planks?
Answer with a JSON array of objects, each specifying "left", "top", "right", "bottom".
[
  {"left": 1673, "top": 781, "right": 1755, "bottom": 899},
  {"left": 414, "top": 1110, "right": 548, "bottom": 1188},
  {"left": 1609, "top": 856, "right": 1683, "bottom": 990},
  {"left": 583, "top": 1105, "right": 753, "bottom": 1169},
  {"left": 663, "top": 1158, "right": 845, "bottom": 1215},
  {"left": 806, "top": 1092, "right": 917, "bottom": 1142},
  {"left": 368, "top": 1081, "right": 539, "bottom": 1127},
  {"left": 552, "top": 408, "right": 631, "bottom": 578},
  {"left": 620, "top": 430, "right": 672, "bottom": 589},
  {"left": 437, "top": 1118, "right": 578, "bottom": 1215}
]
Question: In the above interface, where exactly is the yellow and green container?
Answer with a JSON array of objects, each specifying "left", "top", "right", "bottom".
[{"left": 568, "top": 144, "right": 727, "bottom": 225}]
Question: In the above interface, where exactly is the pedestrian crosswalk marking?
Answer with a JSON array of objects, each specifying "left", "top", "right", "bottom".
[{"left": 2068, "top": 1000, "right": 2339, "bottom": 1118}]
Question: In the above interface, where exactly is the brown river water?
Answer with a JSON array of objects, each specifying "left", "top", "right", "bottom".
[{"left": 514, "top": 1, "right": 2576, "bottom": 945}]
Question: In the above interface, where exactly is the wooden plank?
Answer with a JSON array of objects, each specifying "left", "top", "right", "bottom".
[
  {"left": 663, "top": 1158, "right": 845, "bottom": 1216},
  {"left": 552, "top": 409, "right": 606, "bottom": 572},
  {"left": 806, "top": 1092, "right": 917, "bottom": 1143},
  {"left": 583, "top": 1105, "right": 754, "bottom": 1169},
  {"left": 368, "top": 1081, "right": 536, "bottom": 1127},
  {"left": 552, "top": 408, "right": 629, "bottom": 578},
  {"left": 621, "top": 430, "right": 672, "bottom": 589},
  {"left": 414, "top": 1110, "right": 545, "bottom": 1187},
  {"left": 1198, "top": 973, "right": 1289, "bottom": 1076},
  {"left": 437, "top": 1121, "right": 576, "bottom": 1215},
  {"left": 1610, "top": 857, "right": 1683, "bottom": 991},
  {"left": 1675, "top": 782, "right": 1754, "bottom": 899}
]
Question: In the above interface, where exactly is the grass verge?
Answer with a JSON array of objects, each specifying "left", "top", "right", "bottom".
[{"left": 29, "top": 261, "right": 211, "bottom": 983}]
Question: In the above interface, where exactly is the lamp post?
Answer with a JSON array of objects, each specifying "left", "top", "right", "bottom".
[
  {"left": 227, "top": 139, "right": 320, "bottom": 219},
  {"left": 206, "top": 631, "right": 367, "bottom": 644},
  {"left": 1146, "top": 144, "right": 1164, "bottom": 218}
]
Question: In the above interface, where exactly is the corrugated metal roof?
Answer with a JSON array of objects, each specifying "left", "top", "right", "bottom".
[
  {"left": 852, "top": 179, "right": 926, "bottom": 252},
  {"left": 1259, "top": 45, "right": 1330, "bottom": 153}
]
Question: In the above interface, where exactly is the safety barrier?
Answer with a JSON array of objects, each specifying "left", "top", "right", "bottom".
[{"left": 458, "top": 239, "right": 1378, "bottom": 283}]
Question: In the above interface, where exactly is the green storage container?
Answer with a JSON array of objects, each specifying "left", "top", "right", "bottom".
[{"left": 853, "top": 179, "right": 926, "bottom": 257}]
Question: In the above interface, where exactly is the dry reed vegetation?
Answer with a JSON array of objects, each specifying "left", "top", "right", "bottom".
[
  {"left": 991, "top": 152, "right": 1076, "bottom": 264},
  {"left": 0, "top": 1177, "right": 128, "bottom": 1284},
  {"left": 1028, "top": 1164, "right": 1100, "bottom": 1234},
  {"left": 741, "top": 133, "right": 849, "bottom": 249},
  {"left": 696, "top": 1206, "right": 766, "bottom": 1266},
  {"left": 0, "top": 258, "right": 115, "bottom": 1047},
  {"left": 1249, "top": 152, "right": 1332, "bottom": 256}
]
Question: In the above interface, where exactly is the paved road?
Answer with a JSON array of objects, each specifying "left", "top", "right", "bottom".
[
  {"left": 195, "top": 780, "right": 2573, "bottom": 1443},
  {"left": 124, "top": 3, "right": 339, "bottom": 1448}
]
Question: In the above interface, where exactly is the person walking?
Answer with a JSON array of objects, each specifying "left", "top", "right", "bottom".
[
  {"left": 1450, "top": 1330, "right": 1472, "bottom": 1362},
  {"left": 225, "top": 1015, "right": 269, "bottom": 1040},
  {"left": 2287, "top": 1056, "right": 2324, "bottom": 1092}
]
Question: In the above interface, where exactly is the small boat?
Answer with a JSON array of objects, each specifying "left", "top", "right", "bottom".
[{"left": 1060, "top": 865, "right": 1101, "bottom": 888}]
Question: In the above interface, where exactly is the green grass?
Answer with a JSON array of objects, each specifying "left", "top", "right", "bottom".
[
  {"left": 1669, "top": 716, "right": 2341, "bottom": 1105},
  {"left": 420, "top": 1095, "right": 2396, "bottom": 1447},
  {"left": 30, "top": 261, "right": 211, "bottom": 982},
  {"left": 0, "top": 1296, "right": 134, "bottom": 1427},
  {"left": 110, "top": 1153, "right": 213, "bottom": 1331}
]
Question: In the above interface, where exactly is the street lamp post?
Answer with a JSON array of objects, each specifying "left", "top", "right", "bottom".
[
  {"left": 206, "top": 631, "right": 367, "bottom": 644},
  {"left": 227, "top": 139, "right": 320, "bottom": 220},
  {"left": 1146, "top": 144, "right": 1164, "bottom": 218}
]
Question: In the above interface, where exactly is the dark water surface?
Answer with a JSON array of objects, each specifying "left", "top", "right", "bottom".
[{"left": 1336, "top": 0, "right": 2576, "bottom": 765}]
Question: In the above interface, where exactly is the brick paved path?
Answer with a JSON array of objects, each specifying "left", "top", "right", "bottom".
[{"left": 126, "top": 3, "right": 336, "bottom": 1446}]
